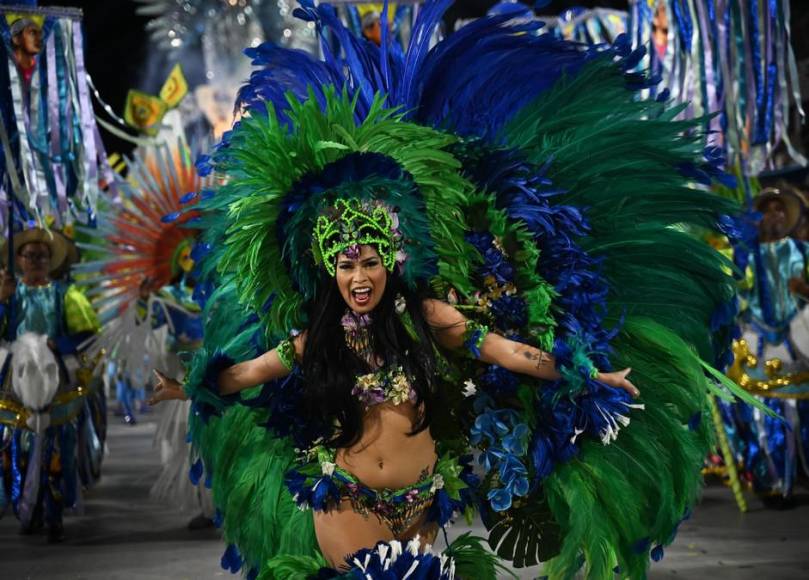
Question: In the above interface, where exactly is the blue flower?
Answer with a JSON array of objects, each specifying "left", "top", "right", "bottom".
[
  {"left": 284, "top": 470, "right": 307, "bottom": 503},
  {"left": 481, "top": 247, "right": 515, "bottom": 284},
  {"left": 487, "top": 487, "right": 513, "bottom": 512},
  {"left": 504, "top": 475, "right": 529, "bottom": 497},
  {"left": 479, "top": 365, "right": 519, "bottom": 394},
  {"left": 479, "top": 446, "right": 505, "bottom": 472},
  {"left": 498, "top": 453, "right": 528, "bottom": 483},
  {"left": 472, "top": 391, "right": 495, "bottom": 414},
  {"left": 502, "top": 423, "right": 530, "bottom": 455},
  {"left": 490, "top": 294, "right": 528, "bottom": 329},
  {"left": 310, "top": 476, "right": 340, "bottom": 510},
  {"left": 491, "top": 410, "right": 515, "bottom": 436},
  {"left": 470, "top": 414, "right": 496, "bottom": 445},
  {"left": 429, "top": 488, "right": 455, "bottom": 526}
]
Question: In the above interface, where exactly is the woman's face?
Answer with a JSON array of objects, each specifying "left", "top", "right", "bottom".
[{"left": 335, "top": 245, "right": 387, "bottom": 314}]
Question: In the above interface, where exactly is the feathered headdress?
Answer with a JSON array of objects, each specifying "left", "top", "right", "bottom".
[
  {"left": 180, "top": 2, "right": 772, "bottom": 578},
  {"left": 73, "top": 139, "right": 208, "bottom": 322}
]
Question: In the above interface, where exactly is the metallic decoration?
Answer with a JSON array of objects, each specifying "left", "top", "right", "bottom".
[{"left": 727, "top": 338, "right": 809, "bottom": 399}]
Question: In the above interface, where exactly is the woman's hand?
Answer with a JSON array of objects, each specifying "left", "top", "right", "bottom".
[
  {"left": 147, "top": 369, "right": 188, "bottom": 405},
  {"left": 595, "top": 368, "right": 639, "bottom": 398}
]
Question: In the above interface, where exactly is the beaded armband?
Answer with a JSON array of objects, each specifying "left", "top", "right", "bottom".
[
  {"left": 556, "top": 338, "right": 599, "bottom": 398},
  {"left": 462, "top": 319, "right": 489, "bottom": 359},
  {"left": 276, "top": 338, "right": 296, "bottom": 371}
]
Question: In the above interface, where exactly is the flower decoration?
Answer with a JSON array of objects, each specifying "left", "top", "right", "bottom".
[
  {"left": 351, "top": 366, "right": 416, "bottom": 407},
  {"left": 462, "top": 379, "right": 477, "bottom": 398},
  {"left": 312, "top": 198, "right": 405, "bottom": 276},
  {"left": 469, "top": 401, "right": 532, "bottom": 513}
]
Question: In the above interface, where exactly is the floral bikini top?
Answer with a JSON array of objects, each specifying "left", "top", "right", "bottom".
[
  {"left": 341, "top": 310, "right": 418, "bottom": 407},
  {"left": 342, "top": 307, "right": 489, "bottom": 407},
  {"left": 352, "top": 366, "right": 416, "bottom": 407}
]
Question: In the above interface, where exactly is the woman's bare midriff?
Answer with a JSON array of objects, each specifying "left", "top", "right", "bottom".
[
  {"left": 315, "top": 402, "right": 438, "bottom": 567},
  {"left": 334, "top": 401, "right": 437, "bottom": 489}
]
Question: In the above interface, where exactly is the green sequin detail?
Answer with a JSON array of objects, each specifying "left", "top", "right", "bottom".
[
  {"left": 276, "top": 338, "right": 296, "bottom": 371},
  {"left": 462, "top": 319, "right": 489, "bottom": 358},
  {"left": 312, "top": 198, "right": 402, "bottom": 276}
]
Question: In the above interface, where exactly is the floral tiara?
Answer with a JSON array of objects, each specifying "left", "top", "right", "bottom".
[{"left": 312, "top": 198, "right": 406, "bottom": 276}]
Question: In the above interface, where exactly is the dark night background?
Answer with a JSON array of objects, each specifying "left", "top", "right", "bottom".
[{"left": 40, "top": 0, "right": 809, "bottom": 158}]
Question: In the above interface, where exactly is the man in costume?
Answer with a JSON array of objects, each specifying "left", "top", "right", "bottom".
[
  {"left": 0, "top": 228, "right": 100, "bottom": 542},
  {"left": 725, "top": 186, "right": 809, "bottom": 507},
  {"left": 73, "top": 136, "right": 215, "bottom": 528}
]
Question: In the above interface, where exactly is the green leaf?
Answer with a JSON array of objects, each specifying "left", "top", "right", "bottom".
[
  {"left": 483, "top": 493, "right": 562, "bottom": 568},
  {"left": 700, "top": 360, "right": 780, "bottom": 419}
]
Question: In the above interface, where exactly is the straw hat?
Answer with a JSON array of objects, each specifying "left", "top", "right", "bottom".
[
  {"left": 753, "top": 187, "right": 803, "bottom": 235},
  {"left": 1, "top": 228, "right": 70, "bottom": 273}
]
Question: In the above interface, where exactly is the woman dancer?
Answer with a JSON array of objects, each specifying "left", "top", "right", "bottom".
[{"left": 149, "top": 1, "right": 766, "bottom": 577}]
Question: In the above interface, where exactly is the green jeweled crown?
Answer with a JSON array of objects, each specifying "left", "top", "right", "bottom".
[{"left": 312, "top": 198, "right": 404, "bottom": 276}]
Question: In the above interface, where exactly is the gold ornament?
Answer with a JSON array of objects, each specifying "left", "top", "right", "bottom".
[{"left": 727, "top": 339, "right": 809, "bottom": 399}]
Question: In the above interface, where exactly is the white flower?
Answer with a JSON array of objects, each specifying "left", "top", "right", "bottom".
[
  {"left": 395, "top": 294, "right": 407, "bottom": 314},
  {"left": 462, "top": 379, "right": 477, "bottom": 398},
  {"left": 321, "top": 461, "right": 336, "bottom": 476},
  {"left": 430, "top": 473, "right": 445, "bottom": 493}
]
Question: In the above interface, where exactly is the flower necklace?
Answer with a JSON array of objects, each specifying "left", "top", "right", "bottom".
[
  {"left": 342, "top": 309, "right": 416, "bottom": 407},
  {"left": 342, "top": 310, "right": 375, "bottom": 367}
]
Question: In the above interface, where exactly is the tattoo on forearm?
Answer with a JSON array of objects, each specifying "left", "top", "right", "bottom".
[{"left": 522, "top": 348, "right": 547, "bottom": 370}]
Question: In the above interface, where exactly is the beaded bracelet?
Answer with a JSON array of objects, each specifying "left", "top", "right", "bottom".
[
  {"left": 276, "top": 338, "right": 296, "bottom": 371},
  {"left": 462, "top": 319, "right": 489, "bottom": 359}
]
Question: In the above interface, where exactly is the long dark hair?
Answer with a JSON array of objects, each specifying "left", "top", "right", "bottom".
[{"left": 300, "top": 266, "right": 438, "bottom": 449}]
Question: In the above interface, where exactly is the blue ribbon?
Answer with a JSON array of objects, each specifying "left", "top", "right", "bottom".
[
  {"left": 749, "top": 0, "right": 765, "bottom": 144},
  {"left": 10, "top": 428, "right": 21, "bottom": 511}
]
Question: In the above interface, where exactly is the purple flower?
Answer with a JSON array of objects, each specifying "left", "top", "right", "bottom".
[{"left": 343, "top": 244, "right": 360, "bottom": 260}]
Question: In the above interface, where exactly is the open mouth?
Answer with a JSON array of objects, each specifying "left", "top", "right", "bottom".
[{"left": 351, "top": 287, "right": 372, "bottom": 306}]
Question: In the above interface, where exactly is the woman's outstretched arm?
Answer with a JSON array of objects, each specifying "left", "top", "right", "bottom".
[
  {"left": 423, "top": 299, "right": 638, "bottom": 396},
  {"left": 148, "top": 333, "right": 306, "bottom": 404}
]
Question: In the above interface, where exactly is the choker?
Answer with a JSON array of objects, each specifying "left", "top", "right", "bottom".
[{"left": 342, "top": 310, "right": 374, "bottom": 364}]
